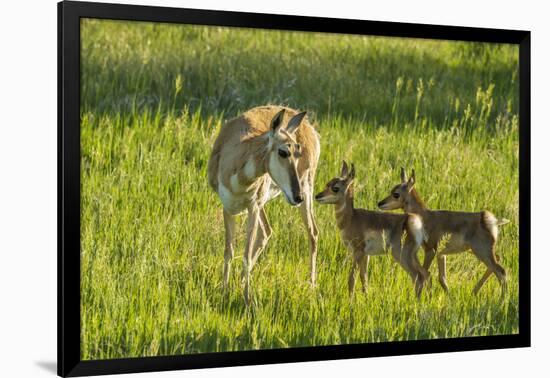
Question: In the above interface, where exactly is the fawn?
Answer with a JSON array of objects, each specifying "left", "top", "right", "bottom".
[
  {"left": 378, "top": 168, "right": 510, "bottom": 295},
  {"left": 315, "top": 162, "right": 427, "bottom": 298}
]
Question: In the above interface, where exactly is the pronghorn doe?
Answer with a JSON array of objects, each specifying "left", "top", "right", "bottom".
[
  {"left": 207, "top": 106, "right": 320, "bottom": 303},
  {"left": 378, "top": 168, "right": 510, "bottom": 296},
  {"left": 314, "top": 162, "right": 427, "bottom": 298}
]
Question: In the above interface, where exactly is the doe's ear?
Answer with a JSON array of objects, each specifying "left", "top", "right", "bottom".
[
  {"left": 340, "top": 161, "right": 349, "bottom": 178},
  {"left": 270, "top": 109, "right": 286, "bottom": 134},
  {"left": 410, "top": 169, "right": 416, "bottom": 182},
  {"left": 400, "top": 167, "right": 407, "bottom": 183},
  {"left": 286, "top": 111, "right": 307, "bottom": 134}
]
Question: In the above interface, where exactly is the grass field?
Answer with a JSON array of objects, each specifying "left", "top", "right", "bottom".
[{"left": 80, "top": 19, "right": 519, "bottom": 360}]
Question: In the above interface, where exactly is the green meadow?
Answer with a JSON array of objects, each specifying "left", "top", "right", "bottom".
[{"left": 80, "top": 19, "right": 519, "bottom": 360}]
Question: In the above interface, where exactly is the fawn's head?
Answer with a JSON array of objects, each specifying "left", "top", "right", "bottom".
[
  {"left": 266, "top": 109, "right": 307, "bottom": 206},
  {"left": 315, "top": 161, "right": 355, "bottom": 205},
  {"left": 378, "top": 167, "right": 416, "bottom": 210}
]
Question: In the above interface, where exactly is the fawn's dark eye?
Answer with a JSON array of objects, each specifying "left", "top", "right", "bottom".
[
  {"left": 332, "top": 186, "right": 340, "bottom": 193},
  {"left": 392, "top": 192, "right": 400, "bottom": 199},
  {"left": 278, "top": 149, "right": 290, "bottom": 158}
]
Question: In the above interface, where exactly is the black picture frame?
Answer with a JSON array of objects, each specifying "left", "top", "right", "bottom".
[{"left": 58, "top": 1, "right": 531, "bottom": 376}]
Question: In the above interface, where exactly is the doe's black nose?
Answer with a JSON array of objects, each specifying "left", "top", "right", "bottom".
[
  {"left": 377, "top": 201, "right": 384, "bottom": 207},
  {"left": 294, "top": 194, "right": 304, "bottom": 204}
]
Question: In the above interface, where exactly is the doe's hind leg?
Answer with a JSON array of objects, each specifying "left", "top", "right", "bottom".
[{"left": 222, "top": 209, "right": 236, "bottom": 288}]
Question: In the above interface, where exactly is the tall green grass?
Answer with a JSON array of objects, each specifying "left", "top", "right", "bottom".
[{"left": 80, "top": 19, "right": 519, "bottom": 360}]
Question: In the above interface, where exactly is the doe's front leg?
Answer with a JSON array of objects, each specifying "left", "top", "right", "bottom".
[
  {"left": 243, "top": 205, "right": 260, "bottom": 305},
  {"left": 299, "top": 189, "right": 319, "bottom": 286}
]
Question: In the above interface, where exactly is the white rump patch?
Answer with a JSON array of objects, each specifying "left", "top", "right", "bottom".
[
  {"left": 407, "top": 215, "right": 425, "bottom": 245},
  {"left": 482, "top": 212, "right": 499, "bottom": 240}
]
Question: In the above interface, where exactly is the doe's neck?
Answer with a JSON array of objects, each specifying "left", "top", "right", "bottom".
[{"left": 243, "top": 134, "right": 270, "bottom": 180}]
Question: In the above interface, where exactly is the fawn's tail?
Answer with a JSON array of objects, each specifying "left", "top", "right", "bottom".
[{"left": 497, "top": 218, "right": 510, "bottom": 226}]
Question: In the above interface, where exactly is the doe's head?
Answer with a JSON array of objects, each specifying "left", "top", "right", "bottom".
[
  {"left": 266, "top": 108, "right": 307, "bottom": 206},
  {"left": 378, "top": 167, "right": 416, "bottom": 210},
  {"left": 315, "top": 161, "right": 355, "bottom": 205}
]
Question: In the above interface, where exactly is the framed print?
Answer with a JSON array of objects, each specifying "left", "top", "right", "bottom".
[{"left": 58, "top": 1, "right": 531, "bottom": 376}]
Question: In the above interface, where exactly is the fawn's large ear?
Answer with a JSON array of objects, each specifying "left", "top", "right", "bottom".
[
  {"left": 400, "top": 167, "right": 407, "bottom": 183},
  {"left": 270, "top": 109, "right": 286, "bottom": 135},
  {"left": 406, "top": 174, "right": 416, "bottom": 192},
  {"left": 348, "top": 163, "right": 356, "bottom": 181},
  {"left": 286, "top": 111, "right": 307, "bottom": 135},
  {"left": 340, "top": 161, "right": 349, "bottom": 178}
]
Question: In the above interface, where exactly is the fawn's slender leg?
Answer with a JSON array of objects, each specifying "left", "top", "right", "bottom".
[
  {"left": 359, "top": 255, "right": 370, "bottom": 294},
  {"left": 390, "top": 236, "right": 413, "bottom": 279},
  {"left": 243, "top": 205, "right": 260, "bottom": 305},
  {"left": 473, "top": 252, "right": 504, "bottom": 295},
  {"left": 423, "top": 247, "right": 436, "bottom": 287},
  {"left": 223, "top": 209, "right": 236, "bottom": 288},
  {"left": 251, "top": 208, "right": 272, "bottom": 268},
  {"left": 299, "top": 188, "right": 319, "bottom": 286},
  {"left": 437, "top": 256, "right": 450, "bottom": 292},
  {"left": 391, "top": 236, "right": 422, "bottom": 297},
  {"left": 405, "top": 240, "right": 427, "bottom": 298},
  {"left": 473, "top": 269, "right": 492, "bottom": 294},
  {"left": 423, "top": 247, "right": 449, "bottom": 292},
  {"left": 348, "top": 258, "right": 359, "bottom": 296},
  {"left": 471, "top": 241, "right": 507, "bottom": 298}
]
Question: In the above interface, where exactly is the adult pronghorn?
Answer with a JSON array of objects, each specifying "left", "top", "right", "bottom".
[{"left": 208, "top": 105, "right": 320, "bottom": 303}]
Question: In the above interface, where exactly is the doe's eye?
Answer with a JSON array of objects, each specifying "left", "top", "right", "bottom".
[
  {"left": 332, "top": 186, "right": 340, "bottom": 193},
  {"left": 392, "top": 192, "right": 400, "bottom": 199},
  {"left": 278, "top": 149, "right": 290, "bottom": 158}
]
